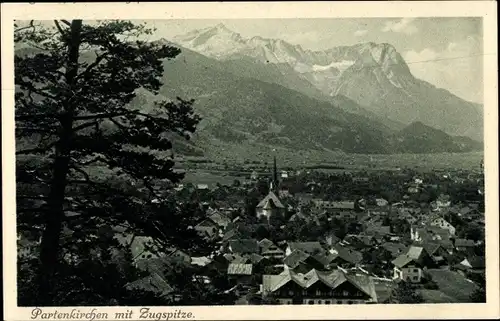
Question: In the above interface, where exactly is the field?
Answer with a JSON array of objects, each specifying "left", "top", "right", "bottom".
[
  {"left": 185, "top": 138, "right": 483, "bottom": 172},
  {"left": 182, "top": 170, "right": 244, "bottom": 187}
]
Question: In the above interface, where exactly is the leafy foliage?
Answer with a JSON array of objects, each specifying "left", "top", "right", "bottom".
[{"left": 390, "top": 281, "right": 424, "bottom": 304}]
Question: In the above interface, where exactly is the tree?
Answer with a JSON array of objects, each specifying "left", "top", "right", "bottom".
[
  {"left": 232, "top": 179, "right": 241, "bottom": 188},
  {"left": 15, "top": 20, "right": 204, "bottom": 305},
  {"left": 390, "top": 281, "right": 424, "bottom": 304},
  {"left": 469, "top": 273, "right": 486, "bottom": 303}
]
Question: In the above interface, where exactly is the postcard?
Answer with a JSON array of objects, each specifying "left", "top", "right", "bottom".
[{"left": 1, "top": 1, "right": 499, "bottom": 320}]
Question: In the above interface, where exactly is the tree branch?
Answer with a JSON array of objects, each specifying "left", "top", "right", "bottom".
[
  {"left": 72, "top": 120, "right": 99, "bottom": 132},
  {"left": 14, "top": 20, "right": 35, "bottom": 33},
  {"left": 76, "top": 51, "right": 109, "bottom": 81},
  {"left": 54, "top": 20, "right": 68, "bottom": 37},
  {"left": 69, "top": 164, "right": 91, "bottom": 182},
  {"left": 16, "top": 143, "right": 57, "bottom": 156},
  {"left": 72, "top": 110, "right": 138, "bottom": 121}
]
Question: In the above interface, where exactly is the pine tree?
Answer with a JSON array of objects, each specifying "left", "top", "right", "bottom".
[{"left": 15, "top": 20, "right": 207, "bottom": 305}]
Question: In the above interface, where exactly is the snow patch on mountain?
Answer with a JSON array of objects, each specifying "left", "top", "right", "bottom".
[{"left": 312, "top": 60, "right": 355, "bottom": 72}]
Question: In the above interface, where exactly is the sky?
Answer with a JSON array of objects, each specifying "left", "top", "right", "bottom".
[{"left": 141, "top": 17, "right": 484, "bottom": 104}]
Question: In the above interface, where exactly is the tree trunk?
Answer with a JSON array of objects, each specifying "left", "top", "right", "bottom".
[{"left": 38, "top": 19, "right": 82, "bottom": 305}]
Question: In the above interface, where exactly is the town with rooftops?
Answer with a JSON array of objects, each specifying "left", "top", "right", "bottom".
[{"left": 81, "top": 155, "right": 485, "bottom": 305}]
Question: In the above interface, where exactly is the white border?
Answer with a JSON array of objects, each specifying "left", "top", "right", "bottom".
[{"left": 2, "top": 2, "right": 499, "bottom": 320}]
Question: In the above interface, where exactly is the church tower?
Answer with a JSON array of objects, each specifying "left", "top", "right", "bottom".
[
  {"left": 256, "top": 155, "right": 284, "bottom": 221},
  {"left": 271, "top": 155, "right": 279, "bottom": 193}
]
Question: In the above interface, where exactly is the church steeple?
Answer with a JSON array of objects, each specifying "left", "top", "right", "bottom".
[
  {"left": 273, "top": 156, "right": 278, "bottom": 187},
  {"left": 269, "top": 155, "right": 279, "bottom": 193}
]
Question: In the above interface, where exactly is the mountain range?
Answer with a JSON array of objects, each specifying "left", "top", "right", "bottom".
[
  {"left": 14, "top": 24, "right": 483, "bottom": 158},
  {"left": 172, "top": 24, "right": 483, "bottom": 142}
]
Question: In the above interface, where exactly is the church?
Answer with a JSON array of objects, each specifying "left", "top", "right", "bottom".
[{"left": 255, "top": 156, "right": 285, "bottom": 221}]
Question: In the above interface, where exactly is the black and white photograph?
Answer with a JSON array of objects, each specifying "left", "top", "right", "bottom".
[{"left": 2, "top": 2, "right": 499, "bottom": 320}]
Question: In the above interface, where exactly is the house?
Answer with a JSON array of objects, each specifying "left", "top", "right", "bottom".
[
  {"left": 313, "top": 200, "right": 357, "bottom": 213},
  {"left": 381, "top": 242, "right": 408, "bottom": 259},
  {"left": 392, "top": 246, "right": 435, "bottom": 283},
  {"left": 410, "top": 226, "right": 452, "bottom": 242},
  {"left": 221, "top": 228, "right": 243, "bottom": 244},
  {"left": 436, "top": 194, "right": 451, "bottom": 209},
  {"left": 227, "top": 263, "right": 253, "bottom": 285},
  {"left": 228, "top": 239, "right": 260, "bottom": 255},
  {"left": 286, "top": 242, "right": 326, "bottom": 256},
  {"left": 454, "top": 239, "right": 476, "bottom": 252},
  {"left": 365, "top": 225, "right": 391, "bottom": 238},
  {"left": 375, "top": 198, "right": 389, "bottom": 207},
  {"left": 167, "top": 249, "right": 192, "bottom": 266},
  {"left": 208, "top": 211, "right": 232, "bottom": 230},
  {"left": 194, "top": 218, "right": 220, "bottom": 240},
  {"left": 196, "top": 184, "right": 210, "bottom": 190},
  {"left": 328, "top": 245, "right": 363, "bottom": 268},
  {"left": 125, "top": 272, "right": 175, "bottom": 300},
  {"left": 250, "top": 170, "right": 259, "bottom": 181},
  {"left": 421, "top": 242, "right": 449, "bottom": 266},
  {"left": 407, "top": 184, "right": 420, "bottom": 194},
  {"left": 259, "top": 238, "right": 285, "bottom": 260},
  {"left": 245, "top": 253, "right": 269, "bottom": 273},
  {"left": 296, "top": 193, "right": 315, "bottom": 208},
  {"left": 256, "top": 191, "right": 285, "bottom": 221},
  {"left": 279, "top": 189, "right": 291, "bottom": 198},
  {"left": 261, "top": 268, "right": 377, "bottom": 305},
  {"left": 343, "top": 234, "right": 377, "bottom": 249},
  {"left": 173, "top": 184, "right": 185, "bottom": 192},
  {"left": 291, "top": 211, "right": 321, "bottom": 226},
  {"left": 427, "top": 216, "right": 456, "bottom": 236},
  {"left": 324, "top": 232, "right": 341, "bottom": 247},
  {"left": 280, "top": 170, "right": 289, "bottom": 179},
  {"left": 454, "top": 256, "right": 485, "bottom": 272},
  {"left": 283, "top": 250, "right": 325, "bottom": 273},
  {"left": 128, "top": 236, "right": 163, "bottom": 262},
  {"left": 126, "top": 256, "right": 190, "bottom": 301}
]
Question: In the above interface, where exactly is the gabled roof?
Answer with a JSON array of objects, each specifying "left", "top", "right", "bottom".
[
  {"left": 262, "top": 268, "right": 377, "bottom": 301},
  {"left": 392, "top": 254, "right": 415, "bottom": 269},
  {"left": 438, "top": 239, "right": 455, "bottom": 250},
  {"left": 125, "top": 272, "right": 174, "bottom": 297},
  {"left": 191, "top": 256, "right": 212, "bottom": 267},
  {"left": 222, "top": 228, "right": 242, "bottom": 242},
  {"left": 421, "top": 242, "right": 443, "bottom": 256},
  {"left": 229, "top": 239, "right": 260, "bottom": 254},
  {"left": 195, "top": 218, "right": 218, "bottom": 228},
  {"left": 227, "top": 263, "right": 253, "bottom": 275},
  {"left": 258, "top": 238, "right": 274, "bottom": 250},
  {"left": 288, "top": 241, "right": 325, "bottom": 255},
  {"left": 256, "top": 191, "right": 284, "bottom": 209},
  {"left": 381, "top": 242, "right": 408, "bottom": 257},
  {"left": 455, "top": 239, "right": 475, "bottom": 247},
  {"left": 331, "top": 245, "right": 363, "bottom": 265},
  {"left": 460, "top": 256, "right": 485, "bottom": 269},
  {"left": 246, "top": 253, "right": 267, "bottom": 264},
  {"left": 232, "top": 255, "right": 250, "bottom": 264},
  {"left": 208, "top": 211, "right": 231, "bottom": 227},
  {"left": 283, "top": 250, "right": 310, "bottom": 268},
  {"left": 392, "top": 246, "right": 428, "bottom": 268}
]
